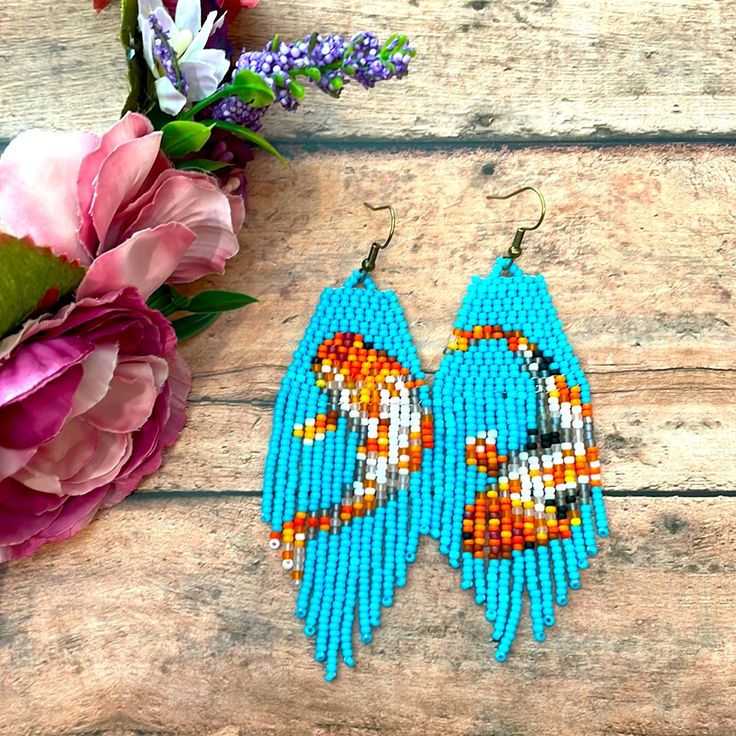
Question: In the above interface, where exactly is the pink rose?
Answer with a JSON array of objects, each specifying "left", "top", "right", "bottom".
[
  {"left": 0, "top": 288, "right": 190, "bottom": 561},
  {"left": 0, "top": 112, "right": 244, "bottom": 301}
]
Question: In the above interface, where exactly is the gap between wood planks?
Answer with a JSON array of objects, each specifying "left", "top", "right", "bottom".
[
  {"left": 3, "top": 134, "right": 736, "bottom": 151},
  {"left": 130, "top": 488, "right": 736, "bottom": 500}
]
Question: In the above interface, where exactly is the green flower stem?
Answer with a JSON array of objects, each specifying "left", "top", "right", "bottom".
[{"left": 180, "top": 86, "right": 237, "bottom": 120}]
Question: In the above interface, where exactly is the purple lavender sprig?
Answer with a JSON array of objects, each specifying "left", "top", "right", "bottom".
[
  {"left": 209, "top": 32, "right": 415, "bottom": 131},
  {"left": 149, "top": 14, "right": 189, "bottom": 97}
]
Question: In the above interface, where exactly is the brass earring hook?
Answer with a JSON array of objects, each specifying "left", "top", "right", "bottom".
[
  {"left": 357, "top": 202, "right": 396, "bottom": 283},
  {"left": 487, "top": 186, "right": 546, "bottom": 274}
]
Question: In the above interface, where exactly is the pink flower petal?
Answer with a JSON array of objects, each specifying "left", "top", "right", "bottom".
[
  {"left": 77, "top": 113, "right": 155, "bottom": 252},
  {"left": 228, "top": 192, "right": 246, "bottom": 233},
  {"left": 1, "top": 487, "right": 108, "bottom": 560},
  {"left": 0, "top": 287, "right": 189, "bottom": 560},
  {"left": 0, "top": 477, "right": 66, "bottom": 515},
  {"left": 84, "top": 358, "right": 168, "bottom": 434},
  {"left": 77, "top": 223, "right": 197, "bottom": 300},
  {"left": 0, "top": 337, "right": 91, "bottom": 407},
  {"left": 0, "top": 498, "right": 63, "bottom": 545},
  {"left": 70, "top": 344, "right": 119, "bottom": 417},
  {"left": 102, "top": 352, "right": 189, "bottom": 508},
  {"left": 0, "top": 129, "right": 98, "bottom": 262},
  {"left": 0, "top": 446, "right": 36, "bottom": 482},
  {"left": 0, "top": 365, "right": 84, "bottom": 450},
  {"left": 161, "top": 351, "right": 191, "bottom": 448},
  {"left": 20, "top": 419, "right": 100, "bottom": 485},
  {"left": 55, "top": 431, "right": 132, "bottom": 496},
  {"left": 125, "top": 172, "right": 239, "bottom": 283},
  {"left": 91, "top": 132, "right": 163, "bottom": 248}
]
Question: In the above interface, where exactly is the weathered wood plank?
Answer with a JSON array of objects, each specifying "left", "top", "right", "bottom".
[
  {"left": 137, "top": 144, "right": 736, "bottom": 494},
  {"left": 3, "top": 1, "right": 736, "bottom": 141},
  {"left": 2, "top": 496, "right": 735, "bottom": 736}
]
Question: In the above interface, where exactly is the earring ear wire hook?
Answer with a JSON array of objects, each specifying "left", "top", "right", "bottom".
[
  {"left": 357, "top": 202, "right": 396, "bottom": 283},
  {"left": 487, "top": 187, "right": 546, "bottom": 274}
]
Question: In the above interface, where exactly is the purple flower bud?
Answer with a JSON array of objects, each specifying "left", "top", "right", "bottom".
[
  {"left": 208, "top": 31, "right": 414, "bottom": 131},
  {"left": 149, "top": 14, "right": 189, "bottom": 96}
]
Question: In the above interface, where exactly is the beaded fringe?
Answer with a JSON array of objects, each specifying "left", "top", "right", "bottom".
[
  {"left": 431, "top": 258, "right": 609, "bottom": 661},
  {"left": 262, "top": 271, "right": 433, "bottom": 680}
]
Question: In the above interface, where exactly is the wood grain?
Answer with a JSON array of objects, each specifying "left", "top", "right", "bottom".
[
  {"left": 2, "top": 1, "right": 736, "bottom": 733},
  {"left": 3, "top": 1, "right": 736, "bottom": 140},
  {"left": 2, "top": 496, "right": 735, "bottom": 736},
  {"left": 137, "top": 144, "right": 736, "bottom": 494}
]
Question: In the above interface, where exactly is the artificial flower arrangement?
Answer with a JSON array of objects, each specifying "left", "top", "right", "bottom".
[{"left": 0, "top": 0, "right": 414, "bottom": 561}]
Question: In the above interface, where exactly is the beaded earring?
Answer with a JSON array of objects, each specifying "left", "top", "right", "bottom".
[
  {"left": 431, "top": 188, "right": 609, "bottom": 662},
  {"left": 262, "top": 204, "right": 434, "bottom": 681}
]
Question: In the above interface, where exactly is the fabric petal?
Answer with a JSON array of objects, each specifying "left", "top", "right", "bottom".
[
  {"left": 77, "top": 113, "right": 155, "bottom": 252},
  {"left": 175, "top": 0, "right": 201, "bottom": 38},
  {"left": 160, "top": 351, "right": 191, "bottom": 448},
  {"left": 0, "top": 365, "right": 84, "bottom": 450},
  {"left": 70, "top": 344, "right": 119, "bottom": 417},
  {"left": 139, "top": 3, "right": 157, "bottom": 73},
  {"left": 1, "top": 487, "right": 108, "bottom": 560},
  {"left": 228, "top": 192, "right": 246, "bottom": 233},
  {"left": 20, "top": 419, "right": 100, "bottom": 486},
  {"left": 180, "top": 52, "right": 229, "bottom": 101},
  {"left": 0, "top": 130, "right": 98, "bottom": 262},
  {"left": 0, "top": 477, "right": 66, "bottom": 515},
  {"left": 77, "top": 223, "right": 197, "bottom": 300},
  {"left": 181, "top": 10, "right": 219, "bottom": 61},
  {"left": 155, "top": 76, "right": 188, "bottom": 116},
  {"left": 84, "top": 358, "right": 168, "bottom": 434},
  {"left": 91, "top": 132, "right": 163, "bottom": 248},
  {"left": 0, "top": 446, "right": 36, "bottom": 483},
  {"left": 0, "top": 337, "right": 91, "bottom": 408},
  {"left": 56, "top": 431, "right": 132, "bottom": 496},
  {"left": 103, "top": 352, "right": 189, "bottom": 508},
  {"left": 0, "top": 494, "right": 64, "bottom": 546},
  {"left": 151, "top": 5, "right": 179, "bottom": 39},
  {"left": 124, "top": 174, "right": 239, "bottom": 283}
]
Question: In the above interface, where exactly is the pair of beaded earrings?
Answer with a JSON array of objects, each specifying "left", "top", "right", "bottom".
[{"left": 262, "top": 189, "right": 609, "bottom": 680}]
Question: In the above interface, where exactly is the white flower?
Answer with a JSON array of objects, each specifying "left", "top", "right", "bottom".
[{"left": 138, "top": 0, "right": 230, "bottom": 116}]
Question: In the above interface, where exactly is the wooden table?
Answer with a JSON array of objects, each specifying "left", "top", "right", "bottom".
[{"left": 2, "top": 2, "right": 735, "bottom": 734}]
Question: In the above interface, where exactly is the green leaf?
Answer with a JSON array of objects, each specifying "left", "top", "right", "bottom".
[
  {"left": 146, "top": 284, "right": 190, "bottom": 317},
  {"left": 161, "top": 121, "right": 213, "bottom": 159},
  {"left": 147, "top": 284, "right": 177, "bottom": 316},
  {"left": 288, "top": 80, "right": 305, "bottom": 100},
  {"left": 119, "top": 0, "right": 155, "bottom": 115},
  {"left": 302, "top": 67, "right": 322, "bottom": 82},
  {"left": 120, "top": 0, "right": 138, "bottom": 50},
  {"left": 204, "top": 119, "right": 287, "bottom": 165},
  {"left": 230, "top": 70, "right": 276, "bottom": 109},
  {"left": 185, "top": 290, "right": 257, "bottom": 313},
  {"left": 174, "top": 158, "right": 231, "bottom": 173},
  {"left": 0, "top": 234, "right": 85, "bottom": 338},
  {"left": 172, "top": 312, "right": 220, "bottom": 340}
]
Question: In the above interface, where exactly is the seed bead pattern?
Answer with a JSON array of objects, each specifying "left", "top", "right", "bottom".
[
  {"left": 262, "top": 271, "right": 433, "bottom": 680},
  {"left": 431, "top": 258, "right": 609, "bottom": 662}
]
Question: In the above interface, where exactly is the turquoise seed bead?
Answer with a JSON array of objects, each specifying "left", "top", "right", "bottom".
[
  {"left": 571, "top": 523, "right": 590, "bottom": 569},
  {"left": 562, "top": 536, "right": 581, "bottom": 590},
  {"left": 581, "top": 504, "right": 598, "bottom": 556},
  {"left": 433, "top": 257, "right": 608, "bottom": 664}
]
